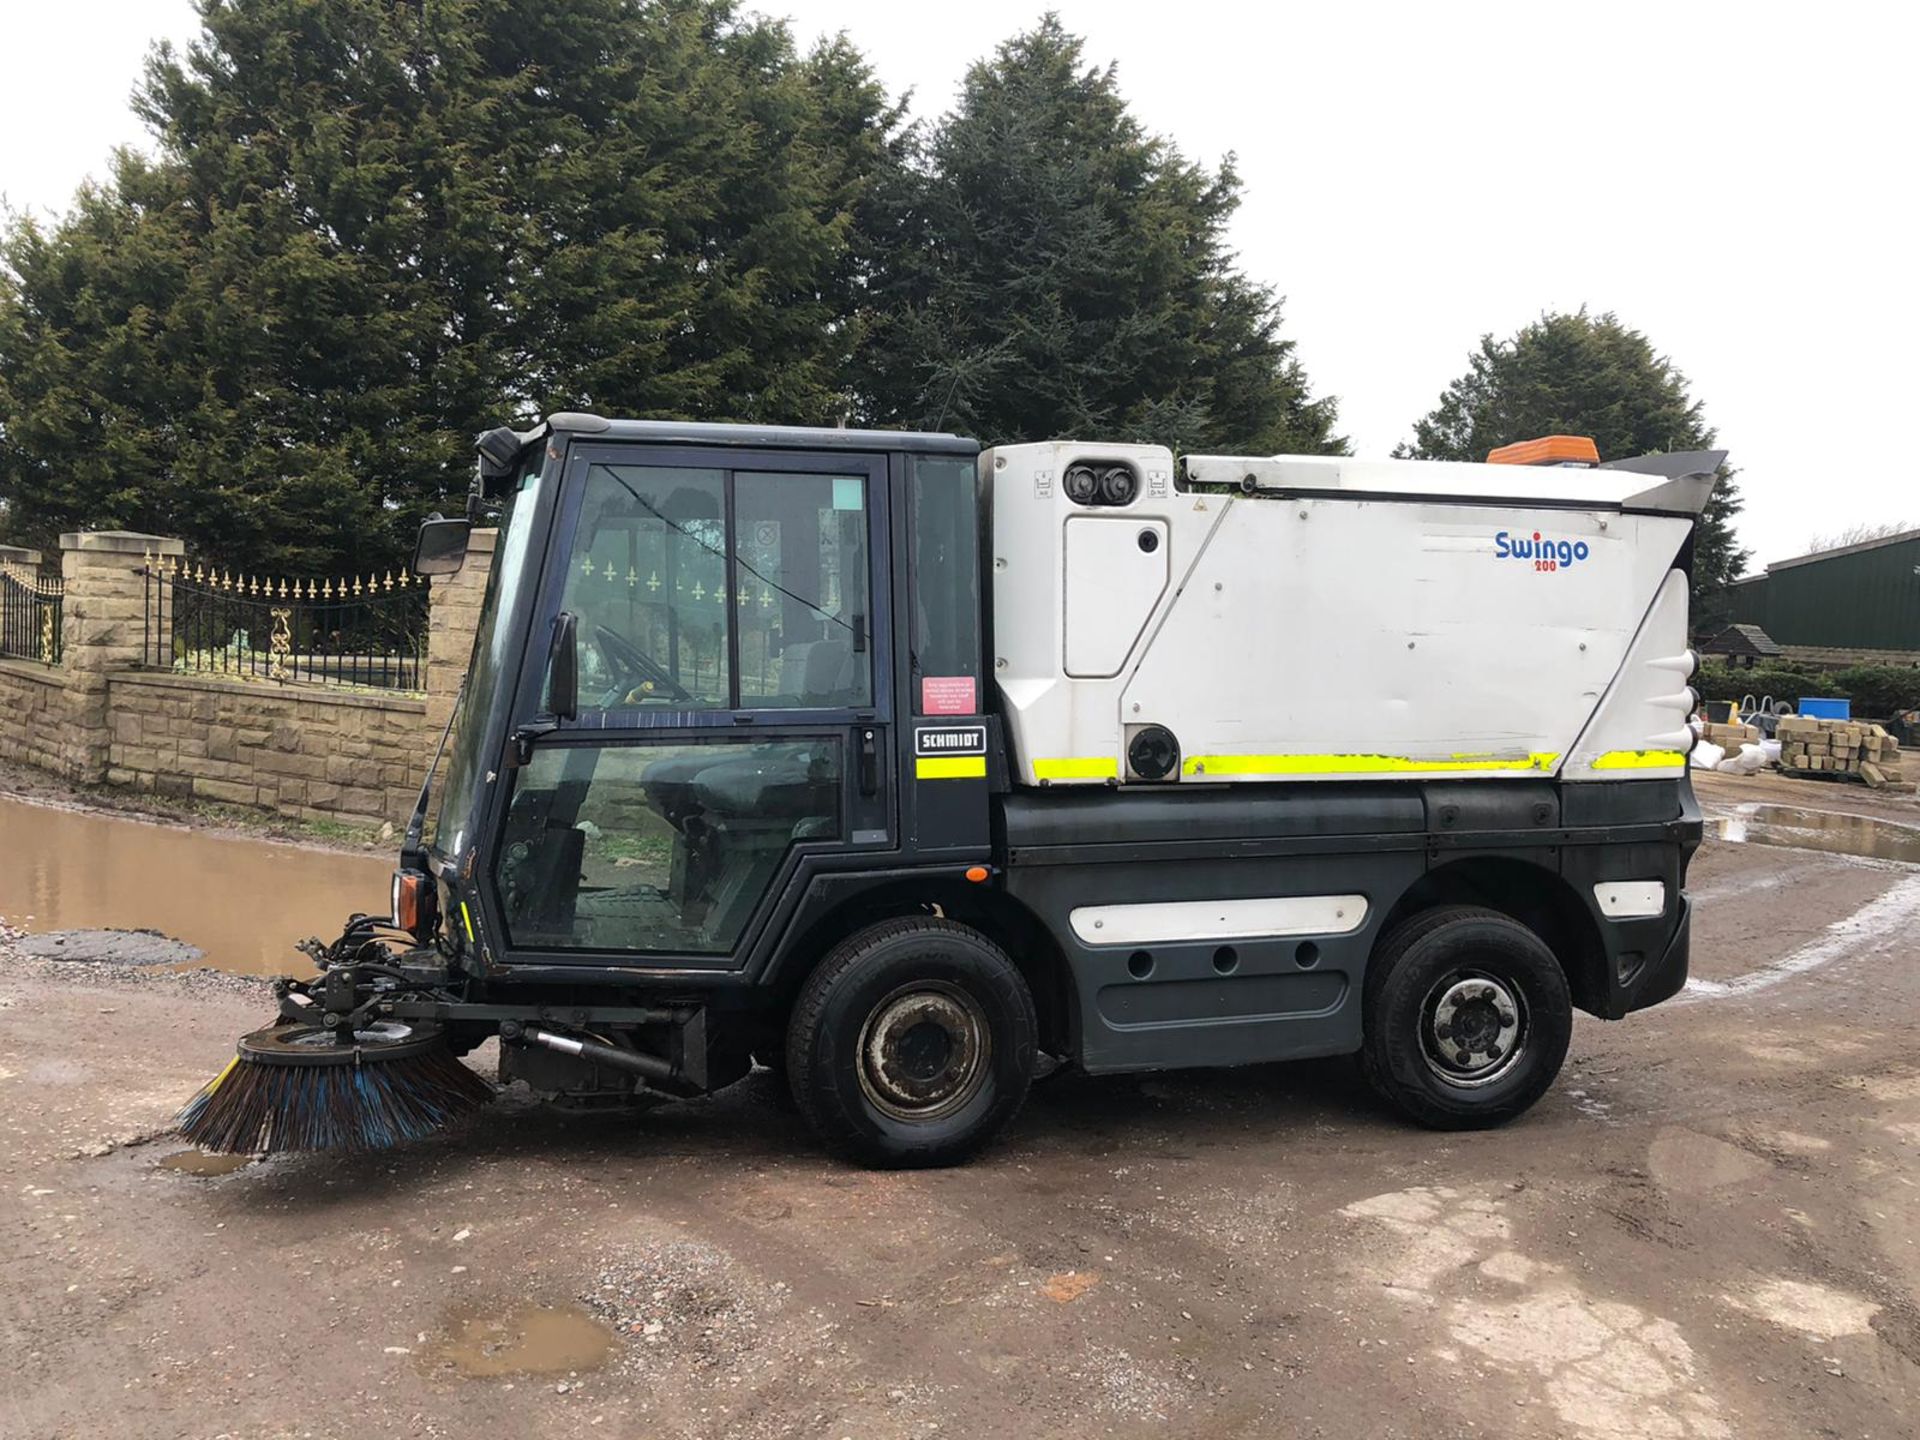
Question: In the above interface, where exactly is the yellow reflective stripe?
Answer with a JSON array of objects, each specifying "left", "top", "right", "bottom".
[
  {"left": 1589, "top": 749, "right": 1687, "bottom": 770},
  {"left": 460, "top": 901, "right": 477, "bottom": 943},
  {"left": 1032, "top": 756, "right": 1120, "bottom": 781},
  {"left": 916, "top": 755, "right": 987, "bottom": 780},
  {"left": 1184, "top": 752, "right": 1561, "bottom": 777}
]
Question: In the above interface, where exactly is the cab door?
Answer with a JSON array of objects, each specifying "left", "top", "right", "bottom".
[{"left": 481, "top": 444, "right": 893, "bottom": 973}]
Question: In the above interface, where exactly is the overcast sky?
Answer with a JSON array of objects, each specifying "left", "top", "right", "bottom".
[{"left": 3, "top": 1, "right": 1914, "bottom": 572}]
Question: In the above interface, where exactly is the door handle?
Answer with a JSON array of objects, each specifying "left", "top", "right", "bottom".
[{"left": 858, "top": 728, "right": 879, "bottom": 796}]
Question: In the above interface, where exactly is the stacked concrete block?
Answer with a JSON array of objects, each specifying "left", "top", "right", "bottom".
[
  {"left": 1699, "top": 720, "right": 1760, "bottom": 750},
  {"left": 1775, "top": 715, "right": 1911, "bottom": 791}
]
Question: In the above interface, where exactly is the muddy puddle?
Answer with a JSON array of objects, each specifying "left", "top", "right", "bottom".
[
  {"left": 0, "top": 794, "right": 392, "bottom": 975},
  {"left": 1710, "top": 804, "right": 1920, "bottom": 865},
  {"left": 157, "top": 1150, "right": 257, "bottom": 1176},
  {"left": 427, "top": 1303, "right": 615, "bottom": 1378}
]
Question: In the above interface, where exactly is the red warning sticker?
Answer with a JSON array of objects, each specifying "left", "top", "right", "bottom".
[{"left": 920, "top": 675, "right": 978, "bottom": 715}]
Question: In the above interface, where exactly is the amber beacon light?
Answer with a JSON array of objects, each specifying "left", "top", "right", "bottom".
[{"left": 1486, "top": 435, "right": 1601, "bottom": 467}]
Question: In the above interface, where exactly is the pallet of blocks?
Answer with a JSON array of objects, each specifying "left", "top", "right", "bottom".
[{"left": 1773, "top": 715, "right": 1914, "bottom": 791}]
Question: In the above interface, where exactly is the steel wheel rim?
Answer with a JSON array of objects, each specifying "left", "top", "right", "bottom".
[
  {"left": 856, "top": 980, "right": 991, "bottom": 1123},
  {"left": 1419, "top": 969, "right": 1528, "bottom": 1089}
]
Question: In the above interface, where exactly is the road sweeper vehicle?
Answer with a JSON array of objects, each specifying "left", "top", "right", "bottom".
[{"left": 181, "top": 418, "right": 1715, "bottom": 1166}]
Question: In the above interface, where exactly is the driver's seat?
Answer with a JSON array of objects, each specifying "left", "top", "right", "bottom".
[
  {"left": 800, "top": 638, "right": 856, "bottom": 703},
  {"left": 778, "top": 638, "right": 857, "bottom": 706}
]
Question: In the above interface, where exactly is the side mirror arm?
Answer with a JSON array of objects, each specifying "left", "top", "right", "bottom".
[{"left": 548, "top": 611, "right": 579, "bottom": 722}]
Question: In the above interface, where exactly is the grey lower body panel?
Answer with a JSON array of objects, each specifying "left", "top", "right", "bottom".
[
  {"left": 1004, "top": 846, "right": 1416, "bottom": 1073},
  {"left": 998, "top": 778, "right": 1699, "bottom": 1074}
]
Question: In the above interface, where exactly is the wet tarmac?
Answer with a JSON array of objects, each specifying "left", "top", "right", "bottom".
[
  {"left": 1709, "top": 802, "right": 1920, "bottom": 865},
  {"left": 0, "top": 795, "right": 392, "bottom": 975},
  {"left": 11, "top": 929, "right": 204, "bottom": 966}
]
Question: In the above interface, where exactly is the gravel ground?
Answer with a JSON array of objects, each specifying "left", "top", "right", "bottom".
[{"left": 3, "top": 771, "right": 1919, "bottom": 1438}]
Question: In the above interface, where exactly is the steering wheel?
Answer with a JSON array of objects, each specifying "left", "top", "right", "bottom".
[{"left": 592, "top": 624, "right": 694, "bottom": 703}]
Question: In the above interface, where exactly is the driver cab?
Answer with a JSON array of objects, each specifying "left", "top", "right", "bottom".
[{"left": 471, "top": 422, "right": 985, "bottom": 977}]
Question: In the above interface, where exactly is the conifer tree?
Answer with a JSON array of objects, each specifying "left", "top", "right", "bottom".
[
  {"left": 1402, "top": 309, "right": 1749, "bottom": 601},
  {"left": 855, "top": 16, "right": 1340, "bottom": 456},
  {"left": 0, "top": 0, "right": 897, "bottom": 573}
]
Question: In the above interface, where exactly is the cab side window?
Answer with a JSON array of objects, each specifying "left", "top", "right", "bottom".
[
  {"left": 908, "top": 456, "right": 983, "bottom": 715},
  {"left": 496, "top": 738, "right": 845, "bottom": 954},
  {"left": 557, "top": 464, "right": 870, "bottom": 712},
  {"left": 736, "top": 472, "right": 870, "bottom": 709}
]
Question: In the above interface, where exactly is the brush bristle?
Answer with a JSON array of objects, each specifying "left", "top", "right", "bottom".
[{"left": 176, "top": 1045, "right": 495, "bottom": 1154}]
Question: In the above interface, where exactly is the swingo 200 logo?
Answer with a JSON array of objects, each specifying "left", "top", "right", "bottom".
[{"left": 1495, "top": 529, "right": 1590, "bottom": 573}]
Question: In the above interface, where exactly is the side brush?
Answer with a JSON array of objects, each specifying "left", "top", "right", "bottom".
[{"left": 177, "top": 1018, "right": 494, "bottom": 1154}]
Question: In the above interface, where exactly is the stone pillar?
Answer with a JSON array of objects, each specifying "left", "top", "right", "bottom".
[
  {"left": 59, "top": 530, "right": 186, "bottom": 782},
  {"left": 424, "top": 528, "right": 497, "bottom": 742},
  {"left": 0, "top": 543, "right": 43, "bottom": 578}
]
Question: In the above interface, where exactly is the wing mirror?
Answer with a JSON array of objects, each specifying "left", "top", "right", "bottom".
[{"left": 411, "top": 514, "right": 472, "bottom": 576}]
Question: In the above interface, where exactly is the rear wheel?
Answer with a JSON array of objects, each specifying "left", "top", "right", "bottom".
[
  {"left": 1360, "top": 905, "right": 1572, "bottom": 1129},
  {"left": 786, "top": 918, "right": 1037, "bottom": 1167}
]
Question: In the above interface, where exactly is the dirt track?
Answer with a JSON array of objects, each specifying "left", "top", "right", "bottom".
[{"left": 4, "top": 771, "right": 1920, "bottom": 1439}]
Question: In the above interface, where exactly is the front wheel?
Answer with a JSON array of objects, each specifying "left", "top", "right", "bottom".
[
  {"left": 786, "top": 918, "right": 1037, "bottom": 1167},
  {"left": 1360, "top": 905, "right": 1572, "bottom": 1129}
]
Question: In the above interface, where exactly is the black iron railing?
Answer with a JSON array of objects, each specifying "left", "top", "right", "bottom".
[
  {"left": 0, "top": 567, "right": 63, "bottom": 665},
  {"left": 141, "top": 559, "right": 429, "bottom": 690}
]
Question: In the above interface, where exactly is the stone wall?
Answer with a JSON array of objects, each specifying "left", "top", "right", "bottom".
[
  {"left": 105, "top": 674, "right": 429, "bottom": 828},
  {"left": 0, "top": 660, "right": 69, "bottom": 775},
  {"left": 0, "top": 527, "right": 494, "bottom": 828}
]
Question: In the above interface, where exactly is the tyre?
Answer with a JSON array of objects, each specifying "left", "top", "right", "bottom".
[
  {"left": 785, "top": 918, "right": 1037, "bottom": 1167},
  {"left": 1360, "top": 905, "right": 1572, "bottom": 1130}
]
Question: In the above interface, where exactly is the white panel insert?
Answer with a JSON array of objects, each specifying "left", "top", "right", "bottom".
[
  {"left": 1064, "top": 516, "right": 1168, "bottom": 678},
  {"left": 1593, "top": 881, "right": 1667, "bottom": 919},
  {"left": 1070, "top": 895, "right": 1368, "bottom": 945}
]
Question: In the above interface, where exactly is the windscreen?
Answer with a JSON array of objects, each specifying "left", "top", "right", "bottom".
[{"left": 431, "top": 467, "right": 545, "bottom": 857}]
